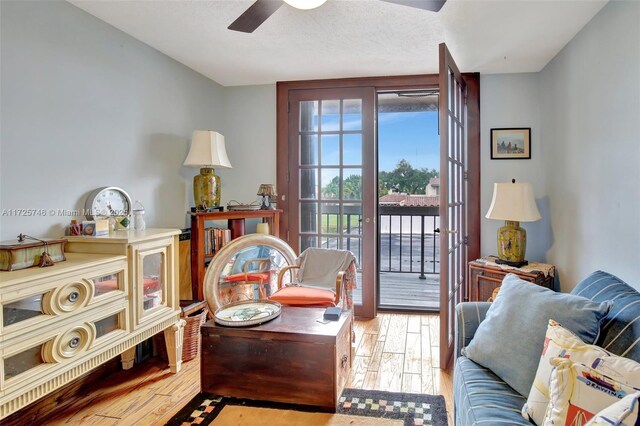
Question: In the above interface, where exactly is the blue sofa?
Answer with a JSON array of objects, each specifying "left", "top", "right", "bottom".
[{"left": 453, "top": 271, "right": 640, "bottom": 425}]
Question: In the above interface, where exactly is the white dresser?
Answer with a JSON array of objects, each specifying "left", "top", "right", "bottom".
[{"left": 0, "top": 229, "right": 184, "bottom": 419}]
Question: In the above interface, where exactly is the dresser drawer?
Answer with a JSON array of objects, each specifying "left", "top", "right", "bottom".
[
  {"left": 0, "top": 299, "right": 129, "bottom": 395},
  {"left": 1, "top": 257, "right": 127, "bottom": 338}
]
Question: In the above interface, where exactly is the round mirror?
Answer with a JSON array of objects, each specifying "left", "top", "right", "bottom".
[{"left": 203, "top": 234, "right": 297, "bottom": 311}]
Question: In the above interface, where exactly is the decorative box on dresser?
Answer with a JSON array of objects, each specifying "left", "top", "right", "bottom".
[
  {"left": 468, "top": 256, "right": 555, "bottom": 302},
  {"left": 0, "top": 229, "right": 185, "bottom": 420}
]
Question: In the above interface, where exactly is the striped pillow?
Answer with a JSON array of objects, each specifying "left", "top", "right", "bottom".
[{"left": 571, "top": 271, "right": 640, "bottom": 363}]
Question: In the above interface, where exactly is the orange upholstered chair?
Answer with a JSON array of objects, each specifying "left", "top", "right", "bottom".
[
  {"left": 219, "top": 257, "right": 274, "bottom": 300},
  {"left": 269, "top": 247, "right": 357, "bottom": 310}
]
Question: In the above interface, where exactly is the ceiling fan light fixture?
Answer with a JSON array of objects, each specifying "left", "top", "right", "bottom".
[{"left": 283, "top": 0, "right": 327, "bottom": 10}]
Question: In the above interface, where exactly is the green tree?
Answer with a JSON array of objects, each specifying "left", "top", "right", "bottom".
[
  {"left": 379, "top": 160, "right": 438, "bottom": 195},
  {"left": 321, "top": 174, "right": 362, "bottom": 200}
]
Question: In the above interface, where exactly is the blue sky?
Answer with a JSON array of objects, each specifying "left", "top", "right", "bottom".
[{"left": 378, "top": 111, "right": 439, "bottom": 172}]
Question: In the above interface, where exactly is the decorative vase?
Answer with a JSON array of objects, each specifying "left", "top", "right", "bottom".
[
  {"left": 194, "top": 167, "right": 220, "bottom": 210},
  {"left": 497, "top": 220, "right": 526, "bottom": 263}
]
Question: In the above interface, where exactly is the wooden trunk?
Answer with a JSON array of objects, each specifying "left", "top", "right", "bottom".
[{"left": 201, "top": 307, "right": 352, "bottom": 411}]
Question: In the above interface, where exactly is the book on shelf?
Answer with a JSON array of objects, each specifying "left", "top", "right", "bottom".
[{"left": 204, "top": 227, "right": 232, "bottom": 256}]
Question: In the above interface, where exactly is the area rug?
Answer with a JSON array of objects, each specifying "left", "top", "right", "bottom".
[{"left": 166, "top": 388, "right": 448, "bottom": 426}]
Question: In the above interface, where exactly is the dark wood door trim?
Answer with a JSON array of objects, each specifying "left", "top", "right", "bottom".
[
  {"left": 463, "top": 73, "right": 481, "bottom": 270},
  {"left": 277, "top": 73, "right": 481, "bottom": 321}
]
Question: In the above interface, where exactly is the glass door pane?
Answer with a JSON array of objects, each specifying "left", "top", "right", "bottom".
[
  {"left": 439, "top": 43, "right": 467, "bottom": 368},
  {"left": 142, "top": 252, "right": 165, "bottom": 311},
  {"left": 289, "top": 88, "right": 376, "bottom": 318}
]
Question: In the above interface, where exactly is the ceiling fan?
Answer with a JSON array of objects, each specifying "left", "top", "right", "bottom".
[{"left": 228, "top": 0, "right": 447, "bottom": 33}]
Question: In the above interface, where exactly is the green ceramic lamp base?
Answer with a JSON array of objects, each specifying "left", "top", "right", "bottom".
[
  {"left": 194, "top": 167, "right": 221, "bottom": 211},
  {"left": 496, "top": 220, "right": 528, "bottom": 266},
  {"left": 495, "top": 258, "right": 529, "bottom": 267}
]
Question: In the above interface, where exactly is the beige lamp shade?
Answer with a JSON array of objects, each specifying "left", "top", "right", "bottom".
[
  {"left": 183, "top": 130, "right": 232, "bottom": 168},
  {"left": 486, "top": 181, "right": 541, "bottom": 222}
]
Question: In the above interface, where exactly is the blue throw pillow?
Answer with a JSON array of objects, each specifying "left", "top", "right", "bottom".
[{"left": 462, "top": 273, "right": 611, "bottom": 397}]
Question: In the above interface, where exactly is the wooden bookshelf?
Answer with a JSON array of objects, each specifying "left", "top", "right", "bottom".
[{"left": 188, "top": 210, "right": 282, "bottom": 300}]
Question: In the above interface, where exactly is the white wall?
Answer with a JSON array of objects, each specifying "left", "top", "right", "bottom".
[
  {"left": 479, "top": 73, "right": 552, "bottom": 263},
  {"left": 219, "top": 84, "right": 277, "bottom": 232},
  {"left": 479, "top": 1, "right": 640, "bottom": 290},
  {"left": 0, "top": 0, "right": 225, "bottom": 239},
  {"left": 220, "top": 85, "right": 277, "bottom": 208},
  {"left": 539, "top": 0, "right": 640, "bottom": 290}
]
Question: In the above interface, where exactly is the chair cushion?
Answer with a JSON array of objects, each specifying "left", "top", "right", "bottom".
[
  {"left": 454, "top": 356, "right": 533, "bottom": 425},
  {"left": 462, "top": 273, "right": 611, "bottom": 397},
  {"left": 269, "top": 286, "right": 336, "bottom": 306}
]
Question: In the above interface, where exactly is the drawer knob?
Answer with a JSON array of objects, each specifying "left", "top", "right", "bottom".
[
  {"left": 68, "top": 291, "right": 80, "bottom": 303},
  {"left": 69, "top": 337, "right": 81, "bottom": 349},
  {"left": 341, "top": 354, "right": 348, "bottom": 368}
]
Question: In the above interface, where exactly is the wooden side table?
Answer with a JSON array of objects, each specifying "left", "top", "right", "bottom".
[{"left": 468, "top": 256, "right": 555, "bottom": 302}]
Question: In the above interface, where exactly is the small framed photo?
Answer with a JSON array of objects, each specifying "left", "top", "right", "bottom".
[{"left": 490, "top": 128, "right": 531, "bottom": 159}]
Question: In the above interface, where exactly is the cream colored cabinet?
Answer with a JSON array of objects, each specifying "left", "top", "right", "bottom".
[{"left": 0, "top": 229, "right": 184, "bottom": 419}]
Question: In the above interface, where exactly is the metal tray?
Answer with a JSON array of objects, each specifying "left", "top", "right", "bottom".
[
  {"left": 226, "top": 200, "right": 261, "bottom": 211},
  {"left": 213, "top": 300, "right": 281, "bottom": 327}
]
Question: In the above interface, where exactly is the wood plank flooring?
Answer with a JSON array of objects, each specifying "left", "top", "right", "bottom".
[
  {"left": 347, "top": 312, "right": 452, "bottom": 425},
  {"left": 6, "top": 313, "right": 453, "bottom": 426},
  {"left": 353, "top": 272, "right": 440, "bottom": 310}
]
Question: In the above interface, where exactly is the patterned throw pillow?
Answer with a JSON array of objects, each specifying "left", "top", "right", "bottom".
[
  {"left": 585, "top": 392, "right": 640, "bottom": 426},
  {"left": 543, "top": 358, "right": 640, "bottom": 425},
  {"left": 523, "top": 320, "right": 640, "bottom": 425}
]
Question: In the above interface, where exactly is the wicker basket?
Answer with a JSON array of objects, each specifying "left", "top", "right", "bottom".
[{"left": 154, "top": 304, "right": 208, "bottom": 362}]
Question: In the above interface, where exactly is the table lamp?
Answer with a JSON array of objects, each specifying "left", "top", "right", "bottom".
[
  {"left": 486, "top": 179, "right": 541, "bottom": 267},
  {"left": 184, "top": 131, "right": 232, "bottom": 210},
  {"left": 257, "top": 184, "right": 276, "bottom": 210}
]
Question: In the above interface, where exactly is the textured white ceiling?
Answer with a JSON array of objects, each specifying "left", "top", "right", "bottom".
[{"left": 69, "top": 0, "right": 608, "bottom": 87}]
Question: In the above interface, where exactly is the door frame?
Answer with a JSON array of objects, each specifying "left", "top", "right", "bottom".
[
  {"left": 286, "top": 87, "right": 376, "bottom": 319},
  {"left": 276, "top": 75, "right": 480, "bottom": 319}
]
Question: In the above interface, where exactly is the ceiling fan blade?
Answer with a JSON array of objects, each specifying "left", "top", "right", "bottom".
[
  {"left": 228, "top": 0, "right": 284, "bottom": 33},
  {"left": 379, "top": 0, "right": 446, "bottom": 13}
]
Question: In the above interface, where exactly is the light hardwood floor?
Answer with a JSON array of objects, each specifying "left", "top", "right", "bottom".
[
  {"left": 8, "top": 313, "right": 453, "bottom": 425},
  {"left": 348, "top": 312, "right": 453, "bottom": 425}
]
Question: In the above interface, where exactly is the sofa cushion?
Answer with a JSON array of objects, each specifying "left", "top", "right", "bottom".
[
  {"left": 454, "top": 356, "right": 533, "bottom": 425},
  {"left": 462, "top": 274, "right": 611, "bottom": 397},
  {"left": 571, "top": 271, "right": 640, "bottom": 363}
]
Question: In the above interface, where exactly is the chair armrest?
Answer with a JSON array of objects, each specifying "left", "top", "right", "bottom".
[
  {"left": 335, "top": 271, "right": 346, "bottom": 305},
  {"left": 242, "top": 258, "right": 270, "bottom": 273},
  {"left": 455, "top": 302, "right": 491, "bottom": 358},
  {"left": 277, "top": 265, "right": 300, "bottom": 289}
]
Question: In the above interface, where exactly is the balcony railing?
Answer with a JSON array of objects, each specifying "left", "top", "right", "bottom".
[
  {"left": 378, "top": 205, "right": 440, "bottom": 278},
  {"left": 318, "top": 205, "right": 440, "bottom": 278}
]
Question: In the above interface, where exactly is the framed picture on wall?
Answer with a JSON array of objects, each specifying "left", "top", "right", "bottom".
[{"left": 490, "top": 128, "right": 531, "bottom": 159}]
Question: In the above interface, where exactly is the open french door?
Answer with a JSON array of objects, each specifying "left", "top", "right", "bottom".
[
  {"left": 285, "top": 87, "right": 377, "bottom": 319},
  {"left": 439, "top": 43, "right": 468, "bottom": 368}
]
